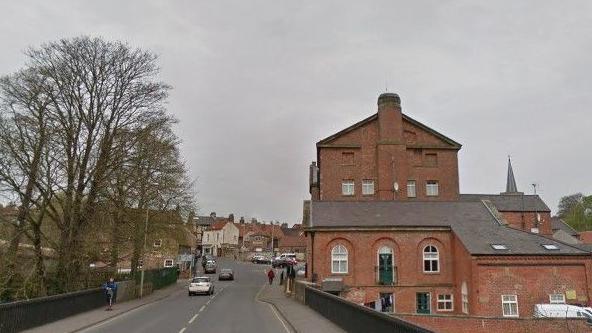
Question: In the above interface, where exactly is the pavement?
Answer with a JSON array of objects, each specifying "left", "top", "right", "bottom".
[
  {"left": 25, "top": 258, "right": 342, "bottom": 333},
  {"left": 257, "top": 280, "right": 345, "bottom": 333},
  {"left": 24, "top": 279, "right": 188, "bottom": 333}
]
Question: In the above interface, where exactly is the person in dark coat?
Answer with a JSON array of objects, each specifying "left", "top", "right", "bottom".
[
  {"left": 267, "top": 269, "right": 275, "bottom": 285},
  {"left": 102, "top": 277, "right": 117, "bottom": 311}
]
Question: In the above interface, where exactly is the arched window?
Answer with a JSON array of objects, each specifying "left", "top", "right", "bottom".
[
  {"left": 378, "top": 246, "right": 394, "bottom": 284},
  {"left": 331, "top": 245, "right": 348, "bottom": 273},
  {"left": 423, "top": 245, "right": 439, "bottom": 272}
]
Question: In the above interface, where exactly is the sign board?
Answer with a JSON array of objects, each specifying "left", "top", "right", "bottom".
[{"left": 566, "top": 290, "right": 577, "bottom": 300}]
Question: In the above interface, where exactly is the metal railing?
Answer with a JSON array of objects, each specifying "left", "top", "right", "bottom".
[
  {"left": 134, "top": 267, "right": 178, "bottom": 290},
  {"left": 0, "top": 288, "right": 105, "bottom": 333},
  {"left": 305, "top": 286, "right": 434, "bottom": 333}
]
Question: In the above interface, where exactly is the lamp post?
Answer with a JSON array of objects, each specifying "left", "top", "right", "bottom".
[{"left": 139, "top": 206, "right": 149, "bottom": 298}]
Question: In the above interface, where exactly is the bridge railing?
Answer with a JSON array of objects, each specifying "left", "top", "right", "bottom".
[{"left": 304, "top": 286, "right": 434, "bottom": 333}]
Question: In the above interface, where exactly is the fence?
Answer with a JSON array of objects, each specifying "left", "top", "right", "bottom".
[
  {"left": 0, "top": 288, "right": 105, "bottom": 333},
  {"left": 304, "top": 286, "right": 434, "bottom": 333},
  {"left": 134, "top": 267, "right": 178, "bottom": 290}
]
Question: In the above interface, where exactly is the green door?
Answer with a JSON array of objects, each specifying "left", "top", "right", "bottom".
[
  {"left": 416, "top": 293, "right": 431, "bottom": 314},
  {"left": 378, "top": 253, "right": 393, "bottom": 284}
]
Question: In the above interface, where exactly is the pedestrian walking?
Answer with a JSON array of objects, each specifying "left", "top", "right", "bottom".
[
  {"left": 280, "top": 271, "right": 284, "bottom": 285},
  {"left": 102, "top": 277, "right": 117, "bottom": 311},
  {"left": 267, "top": 268, "right": 275, "bottom": 285}
]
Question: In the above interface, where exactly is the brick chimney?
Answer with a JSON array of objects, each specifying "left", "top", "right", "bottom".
[
  {"left": 377, "top": 93, "right": 403, "bottom": 143},
  {"left": 376, "top": 93, "right": 408, "bottom": 200},
  {"left": 309, "top": 161, "right": 320, "bottom": 200}
]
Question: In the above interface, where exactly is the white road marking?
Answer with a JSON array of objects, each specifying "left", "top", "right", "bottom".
[
  {"left": 179, "top": 328, "right": 186, "bottom": 333},
  {"left": 188, "top": 314, "right": 198, "bottom": 324},
  {"left": 268, "top": 303, "right": 291, "bottom": 333},
  {"left": 255, "top": 284, "right": 292, "bottom": 333},
  {"left": 199, "top": 305, "right": 206, "bottom": 312}
]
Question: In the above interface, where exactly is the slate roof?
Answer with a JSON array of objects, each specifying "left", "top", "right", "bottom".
[
  {"left": 551, "top": 217, "right": 578, "bottom": 237},
  {"left": 459, "top": 194, "right": 550, "bottom": 212},
  {"left": 309, "top": 201, "right": 588, "bottom": 256},
  {"left": 194, "top": 216, "right": 215, "bottom": 226}
]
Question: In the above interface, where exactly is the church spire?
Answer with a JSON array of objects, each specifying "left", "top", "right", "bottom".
[{"left": 505, "top": 156, "right": 518, "bottom": 193}]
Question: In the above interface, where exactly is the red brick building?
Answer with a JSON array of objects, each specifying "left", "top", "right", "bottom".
[{"left": 305, "top": 93, "right": 592, "bottom": 331}]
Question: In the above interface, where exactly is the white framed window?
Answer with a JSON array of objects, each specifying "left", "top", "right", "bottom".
[
  {"left": 153, "top": 239, "right": 162, "bottom": 247},
  {"left": 164, "top": 259, "right": 174, "bottom": 268},
  {"left": 362, "top": 180, "right": 375, "bottom": 195},
  {"left": 461, "top": 282, "right": 469, "bottom": 314},
  {"left": 491, "top": 244, "right": 508, "bottom": 250},
  {"left": 342, "top": 180, "right": 355, "bottom": 196},
  {"left": 426, "top": 181, "right": 439, "bottom": 196},
  {"left": 331, "top": 245, "right": 348, "bottom": 274},
  {"left": 437, "top": 294, "right": 453, "bottom": 311},
  {"left": 549, "top": 293, "right": 566, "bottom": 304},
  {"left": 423, "top": 245, "right": 439, "bottom": 273},
  {"left": 407, "top": 180, "right": 416, "bottom": 198},
  {"left": 502, "top": 295, "right": 519, "bottom": 317}
]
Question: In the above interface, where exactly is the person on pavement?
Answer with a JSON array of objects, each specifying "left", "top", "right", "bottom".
[
  {"left": 102, "top": 277, "right": 117, "bottom": 311},
  {"left": 267, "top": 268, "right": 275, "bottom": 285}
]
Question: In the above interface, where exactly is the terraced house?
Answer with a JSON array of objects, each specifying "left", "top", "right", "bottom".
[{"left": 304, "top": 93, "right": 592, "bottom": 332}]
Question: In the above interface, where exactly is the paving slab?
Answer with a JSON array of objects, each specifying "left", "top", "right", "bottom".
[{"left": 258, "top": 282, "right": 345, "bottom": 333}]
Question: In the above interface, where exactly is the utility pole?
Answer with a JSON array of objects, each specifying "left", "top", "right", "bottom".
[{"left": 139, "top": 207, "right": 149, "bottom": 298}]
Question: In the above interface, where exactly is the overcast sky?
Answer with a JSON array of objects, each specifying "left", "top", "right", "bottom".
[{"left": 1, "top": 1, "right": 591, "bottom": 223}]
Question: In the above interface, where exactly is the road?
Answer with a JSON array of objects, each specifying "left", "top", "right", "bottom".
[{"left": 81, "top": 258, "right": 289, "bottom": 333}]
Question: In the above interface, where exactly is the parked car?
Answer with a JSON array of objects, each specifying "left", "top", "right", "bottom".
[
  {"left": 534, "top": 304, "right": 592, "bottom": 323},
  {"left": 272, "top": 253, "right": 297, "bottom": 268},
  {"left": 251, "top": 255, "right": 272, "bottom": 264},
  {"left": 204, "top": 260, "right": 217, "bottom": 274},
  {"left": 188, "top": 276, "right": 214, "bottom": 296},
  {"left": 218, "top": 268, "right": 235, "bottom": 281}
]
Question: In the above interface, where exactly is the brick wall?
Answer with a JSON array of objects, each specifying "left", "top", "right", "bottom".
[
  {"left": 317, "top": 98, "right": 460, "bottom": 202},
  {"left": 395, "top": 313, "right": 590, "bottom": 333},
  {"left": 307, "top": 229, "right": 592, "bottom": 317},
  {"left": 502, "top": 211, "right": 553, "bottom": 235},
  {"left": 473, "top": 256, "right": 592, "bottom": 317}
]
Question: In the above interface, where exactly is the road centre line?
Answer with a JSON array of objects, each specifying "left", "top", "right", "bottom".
[
  {"left": 199, "top": 305, "right": 206, "bottom": 312},
  {"left": 188, "top": 314, "right": 198, "bottom": 324},
  {"left": 179, "top": 328, "right": 186, "bottom": 333}
]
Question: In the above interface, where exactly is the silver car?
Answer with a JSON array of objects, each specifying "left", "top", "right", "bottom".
[{"left": 188, "top": 276, "right": 214, "bottom": 296}]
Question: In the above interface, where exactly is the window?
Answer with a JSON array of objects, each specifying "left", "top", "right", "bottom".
[
  {"left": 153, "top": 239, "right": 162, "bottom": 247},
  {"left": 362, "top": 180, "right": 374, "bottom": 195},
  {"left": 425, "top": 153, "right": 438, "bottom": 167},
  {"left": 342, "top": 180, "right": 355, "bottom": 196},
  {"left": 342, "top": 152, "right": 354, "bottom": 165},
  {"left": 331, "top": 245, "right": 348, "bottom": 274},
  {"left": 437, "top": 294, "right": 453, "bottom": 311},
  {"left": 426, "top": 181, "right": 439, "bottom": 197},
  {"left": 502, "top": 295, "right": 519, "bottom": 317},
  {"left": 407, "top": 180, "right": 416, "bottom": 198},
  {"left": 461, "top": 282, "right": 469, "bottom": 314},
  {"left": 549, "top": 294, "right": 566, "bottom": 304},
  {"left": 423, "top": 245, "right": 439, "bottom": 273},
  {"left": 491, "top": 244, "right": 508, "bottom": 250},
  {"left": 164, "top": 259, "right": 174, "bottom": 268},
  {"left": 379, "top": 293, "right": 394, "bottom": 313},
  {"left": 542, "top": 244, "right": 559, "bottom": 250},
  {"left": 416, "top": 292, "right": 431, "bottom": 314}
]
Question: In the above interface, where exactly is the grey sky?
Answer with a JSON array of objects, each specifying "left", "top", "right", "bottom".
[{"left": 1, "top": 1, "right": 591, "bottom": 222}]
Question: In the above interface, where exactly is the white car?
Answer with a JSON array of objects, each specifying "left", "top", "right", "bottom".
[
  {"left": 188, "top": 276, "right": 214, "bottom": 296},
  {"left": 534, "top": 304, "right": 592, "bottom": 322}
]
